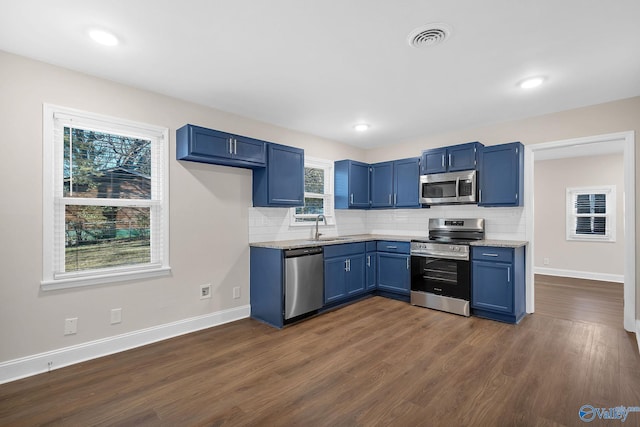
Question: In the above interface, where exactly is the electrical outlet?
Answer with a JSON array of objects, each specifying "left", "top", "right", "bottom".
[
  {"left": 200, "top": 283, "right": 212, "bottom": 299},
  {"left": 233, "top": 287, "right": 241, "bottom": 299},
  {"left": 543, "top": 257, "right": 550, "bottom": 265},
  {"left": 110, "top": 308, "right": 122, "bottom": 324},
  {"left": 64, "top": 317, "right": 78, "bottom": 335}
]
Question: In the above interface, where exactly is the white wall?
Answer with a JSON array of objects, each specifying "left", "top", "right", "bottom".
[
  {"left": 0, "top": 50, "right": 365, "bottom": 365},
  {"left": 534, "top": 154, "right": 624, "bottom": 280}
]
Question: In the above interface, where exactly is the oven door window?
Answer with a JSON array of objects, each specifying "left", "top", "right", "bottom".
[{"left": 411, "top": 256, "right": 470, "bottom": 300}]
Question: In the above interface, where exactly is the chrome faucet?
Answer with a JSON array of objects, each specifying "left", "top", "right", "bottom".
[{"left": 314, "top": 214, "right": 326, "bottom": 240}]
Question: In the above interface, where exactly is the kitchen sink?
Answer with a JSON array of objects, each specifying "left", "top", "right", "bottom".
[{"left": 303, "top": 237, "right": 353, "bottom": 244}]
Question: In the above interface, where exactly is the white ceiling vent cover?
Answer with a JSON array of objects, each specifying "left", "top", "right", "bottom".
[{"left": 407, "top": 24, "right": 451, "bottom": 48}]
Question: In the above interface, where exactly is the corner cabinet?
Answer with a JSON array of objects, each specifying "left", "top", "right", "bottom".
[
  {"left": 420, "top": 142, "right": 482, "bottom": 174},
  {"left": 334, "top": 160, "right": 371, "bottom": 209},
  {"left": 324, "top": 243, "right": 366, "bottom": 304},
  {"left": 471, "top": 246, "right": 526, "bottom": 324},
  {"left": 478, "top": 142, "right": 524, "bottom": 207},
  {"left": 376, "top": 241, "right": 410, "bottom": 297},
  {"left": 176, "top": 124, "right": 266, "bottom": 168},
  {"left": 253, "top": 143, "right": 304, "bottom": 207},
  {"left": 365, "top": 241, "right": 377, "bottom": 291}
]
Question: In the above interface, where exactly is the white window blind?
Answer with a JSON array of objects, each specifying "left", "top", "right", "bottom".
[
  {"left": 42, "top": 105, "right": 170, "bottom": 289},
  {"left": 566, "top": 186, "right": 616, "bottom": 242}
]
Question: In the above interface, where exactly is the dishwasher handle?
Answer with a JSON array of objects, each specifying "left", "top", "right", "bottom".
[{"left": 284, "top": 247, "right": 323, "bottom": 257}]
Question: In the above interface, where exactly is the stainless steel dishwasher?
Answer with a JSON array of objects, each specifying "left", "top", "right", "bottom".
[{"left": 284, "top": 246, "right": 324, "bottom": 320}]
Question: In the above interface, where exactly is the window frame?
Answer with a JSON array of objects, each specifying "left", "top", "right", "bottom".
[
  {"left": 290, "top": 156, "right": 335, "bottom": 226},
  {"left": 565, "top": 185, "right": 616, "bottom": 242},
  {"left": 42, "top": 104, "right": 170, "bottom": 290}
]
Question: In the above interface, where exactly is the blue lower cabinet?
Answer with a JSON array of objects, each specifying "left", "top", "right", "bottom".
[
  {"left": 366, "top": 242, "right": 377, "bottom": 291},
  {"left": 324, "top": 243, "right": 366, "bottom": 305},
  {"left": 376, "top": 241, "right": 410, "bottom": 296},
  {"left": 249, "top": 247, "right": 285, "bottom": 328},
  {"left": 471, "top": 246, "right": 526, "bottom": 323}
]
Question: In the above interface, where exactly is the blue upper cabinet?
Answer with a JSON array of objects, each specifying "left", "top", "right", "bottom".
[
  {"left": 478, "top": 142, "right": 524, "bottom": 207},
  {"left": 370, "top": 161, "right": 394, "bottom": 208},
  {"left": 176, "top": 124, "right": 266, "bottom": 169},
  {"left": 394, "top": 157, "right": 420, "bottom": 208},
  {"left": 253, "top": 143, "right": 304, "bottom": 207},
  {"left": 370, "top": 158, "right": 420, "bottom": 208},
  {"left": 335, "top": 160, "right": 370, "bottom": 209},
  {"left": 420, "top": 142, "right": 482, "bottom": 174}
]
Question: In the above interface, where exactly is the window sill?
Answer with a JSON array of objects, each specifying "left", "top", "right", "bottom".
[{"left": 41, "top": 266, "right": 171, "bottom": 291}]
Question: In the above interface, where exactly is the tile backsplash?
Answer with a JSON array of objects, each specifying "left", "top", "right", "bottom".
[{"left": 249, "top": 205, "right": 526, "bottom": 243}]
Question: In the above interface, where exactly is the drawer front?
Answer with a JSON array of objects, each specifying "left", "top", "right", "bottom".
[
  {"left": 365, "top": 241, "right": 377, "bottom": 252},
  {"left": 376, "top": 241, "right": 410, "bottom": 254},
  {"left": 324, "top": 242, "right": 366, "bottom": 259},
  {"left": 472, "top": 246, "right": 513, "bottom": 263}
]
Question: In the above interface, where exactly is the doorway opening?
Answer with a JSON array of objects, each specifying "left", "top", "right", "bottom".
[{"left": 525, "top": 131, "right": 635, "bottom": 332}]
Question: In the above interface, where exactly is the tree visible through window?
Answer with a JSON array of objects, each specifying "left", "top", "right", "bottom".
[
  {"left": 43, "top": 105, "right": 170, "bottom": 289},
  {"left": 291, "top": 157, "right": 334, "bottom": 224},
  {"left": 64, "top": 128, "right": 152, "bottom": 271}
]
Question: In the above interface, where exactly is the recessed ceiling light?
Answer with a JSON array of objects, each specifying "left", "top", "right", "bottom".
[
  {"left": 354, "top": 123, "right": 370, "bottom": 132},
  {"left": 88, "top": 29, "right": 119, "bottom": 46},
  {"left": 518, "top": 76, "right": 546, "bottom": 89}
]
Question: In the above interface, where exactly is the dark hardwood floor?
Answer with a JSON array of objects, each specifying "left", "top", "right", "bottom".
[{"left": 1, "top": 285, "right": 638, "bottom": 426}]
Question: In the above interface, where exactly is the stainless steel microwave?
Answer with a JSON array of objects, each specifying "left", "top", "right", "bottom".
[{"left": 419, "top": 170, "right": 477, "bottom": 205}]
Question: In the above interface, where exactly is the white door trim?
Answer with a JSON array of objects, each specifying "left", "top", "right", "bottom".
[{"left": 525, "top": 131, "right": 635, "bottom": 332}]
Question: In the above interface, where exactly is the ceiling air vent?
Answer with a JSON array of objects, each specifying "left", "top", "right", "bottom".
[{"left": 407, "top": 24, "right": 451, "bottom": 48}]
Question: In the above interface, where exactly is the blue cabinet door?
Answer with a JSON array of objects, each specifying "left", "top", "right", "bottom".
[
  {"left": 188, "top": 126, "right": 232, "bottom": 159},
  {"left": 253, "top": 143, "right": 304, "bottom": 207},
  {"left": 346, "top": 253, "right": 366, "bottom": 296},
  {"left": 334, "top": 160, "right": 370, "bottom": 209},
  {"left": 394, "top": 157, "right": 420, "bottom": 208},
  {"left": 324, "top": 257, "right": 347, "bottom": 304},
  {"left": 177, "top": 124, "right": 266, "bottom": 168},
  {"left": 366, "top": 251, "right": 377, "bottom": 290},
  {"left": 234, "top": 135, "right": 268, "bottom": 165},
  {"left": 421, "top": 148, "right": 447, "bottom": 174},
  {"left": 479, "top": 142, "right": 523, "bottom": 207},
  {"left": 448, "top": 142, "right": 480, "bottom": 172},
  {"left": 370, "top": 161, "right": 394, "bottom": 208},
  {"left": 472, "top": 260, "right": 513, "bottom": 313},
  {"left": 376, "top": 252, "right": 410, "bottom": 295}
]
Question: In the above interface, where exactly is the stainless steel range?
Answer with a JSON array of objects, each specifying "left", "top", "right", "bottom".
[{"left": 410, "top": 218, "right": 484, "bottom": 316}]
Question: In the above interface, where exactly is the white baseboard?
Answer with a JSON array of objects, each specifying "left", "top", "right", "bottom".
[
  {"left": 0, "top": 305, "right": 250, "bottom": 385},
  {"left": 534, "top": 267, "right": 624, "bottom": 283}
]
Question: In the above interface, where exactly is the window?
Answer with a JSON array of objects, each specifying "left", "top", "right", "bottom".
[
  {"left": 290, "top": 157, "right": 335, "bottom": 225},
  {"left": 566, "top": 186, "right": 616, "bottom": 242},
  {"left": 42, "top": 105, "right": 170, "bottom": 289}
]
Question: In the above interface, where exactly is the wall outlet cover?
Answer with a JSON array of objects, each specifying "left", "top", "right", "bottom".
[
  {"left": 200, "top": 284, "right": 212, "bottom": 299},
  {"left": 64, "top": 317, "right": 78, "bottom": 335},
  {"left": 110, "top": 308, "right": 122, "bottom": 324}
]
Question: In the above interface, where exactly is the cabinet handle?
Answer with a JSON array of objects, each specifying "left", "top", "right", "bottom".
[
  {"left": 441, "top": 155, "right": 445, "bottom": 168},
  {"left": 228, "top": 138, "right": 233, "bottom": 154},
  {"left": 448, "top": 154, "right": 452, "bottom": 167},
  {"left": 406, "top": 257, "right": 410, "bottom": 270},
  {"left": 233, "top": 138, "right": 237, "bottom": 154},
  {"left": 388, "top": 194, "right": 392, "bottom": 204},
  {"left": 394, "top": 194, "right": 397, "bottom": 205},
  {"left": 507, "top": 267, "right": 511, "bottom": 283},
  {"left": 350, "top": 194, "right": 354, "bottom": 204},
  {"left": 479, "top": 189, "right": 482, "bottom": 203},
  {"left": 367, "top": 255, "right": 371, "bottom": 267},
  {"left": 386, "top": 246, "right": 397, "bottom": 249},
  {"left": 347, "top": 259, "right": 351, "bottom": 272},
  {"left": 482, "top": 253, "right": 499, "bottom": 257},
  {"left": 345, "top": 259, "right": 349, "bottom": 272}
]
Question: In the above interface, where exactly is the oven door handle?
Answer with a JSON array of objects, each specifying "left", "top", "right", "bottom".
[
  {"left": 455, "top": 177, "right": 460, "bottom": 199},
  {"left": 411, "top": 252, "right": 469, "bottom": 261}
]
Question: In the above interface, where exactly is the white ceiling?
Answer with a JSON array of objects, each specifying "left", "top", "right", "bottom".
[{"left": 2, "top": 1, "right": 640, "bottom": 149}]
